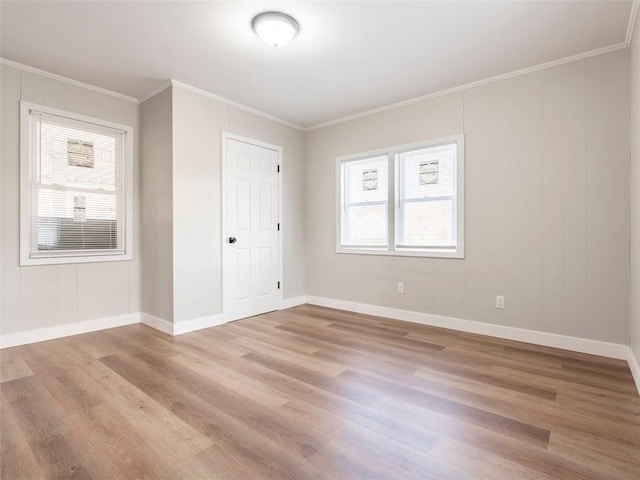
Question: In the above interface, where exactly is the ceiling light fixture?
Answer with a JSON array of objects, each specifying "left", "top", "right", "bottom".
[{"left": 251, "top": 11, "right": 300, "bottom": 48}]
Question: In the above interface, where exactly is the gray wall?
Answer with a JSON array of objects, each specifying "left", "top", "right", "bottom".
[
  {"left": 630, "top": 21, "right": 640, "bottom": 364},
  {"left": 141, "top": 87, "right": 174, "bottom": 322},
  {"left": 305, "top": 49, "right": 630, "bottom": 344},
  {"left": 1, "top": 64, "right": 141, "bottom": 335}
]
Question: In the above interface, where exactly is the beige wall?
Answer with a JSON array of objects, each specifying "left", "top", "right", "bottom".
[
  {"left": 164, "top": 85, "right": 306, "bottom": 324},
  {"left": 171, "top": 86, "right": 224, "bottom": 323},
  {"left": 1, "top": 74, "right": 306, "bottom": 333},
  {"left": 630, "top": 22, "right": 640, "bottom": 362},
  {"left": 141, "top": 87, "right": 173, "bottom": 322},
  {"left": 0, "top": 64, "right": 141, "bottom": 335},
  {"left": 305, "top": 49, "right": 630, "bottom": 344},
  {"left": 0, "top": 47, "right": 632, "bottom": 348}
]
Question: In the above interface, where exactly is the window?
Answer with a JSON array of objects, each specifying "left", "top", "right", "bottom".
[
  {"left": 336, "top": 135, "right": 464, "bottom": 258},
  {"left": 20, "top": 102, "right": 133, "bottom": 265},
  {"left": 341, "top": 155, "right": 389, "bottom": 247}
]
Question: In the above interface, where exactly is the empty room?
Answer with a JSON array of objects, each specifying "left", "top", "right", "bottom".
[{"left": 1, "top": 1, "right": 640, "bottom": 478}]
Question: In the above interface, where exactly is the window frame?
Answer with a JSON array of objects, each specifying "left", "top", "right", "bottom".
[
  {"left": 335, "top": 134, "right": 465, "bottom": 259},
  {"left": 19, "top": 101, "right": 134, "bottom": 266}
]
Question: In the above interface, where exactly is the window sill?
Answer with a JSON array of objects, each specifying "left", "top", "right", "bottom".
[
  {"left": 20, "top": 252, "right": 132, "bottom": 266},
  {"left": 336, "top": 246, "right": 464, "bottom": 259}
]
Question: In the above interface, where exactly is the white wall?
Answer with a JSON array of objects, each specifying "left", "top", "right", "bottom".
[
  {"left": 305, "top": 49, "right": 630, "bottom": 345},
  {"left": 159, "top": 85, "right": 306, "bottom": 325},
  {"left": 1, "top": 64, "right": 141, "bottom": 335},
  {"left": 630, "top": 20, "right": 640, "bottom": 365},
  {"left": 141, "top": 87, "right": 173, "bottom": 322}
]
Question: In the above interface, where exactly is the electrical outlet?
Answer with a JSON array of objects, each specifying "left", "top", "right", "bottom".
[
  {"left": 397, "top": 282, "right": 404, "bottom": 294},
  {"left": 496, "top": 295, "right": 505, "bottom": 309}
]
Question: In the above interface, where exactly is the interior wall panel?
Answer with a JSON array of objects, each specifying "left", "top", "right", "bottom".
[
  {"left": 305, "top": 49, "right": 630, "bottom": 344},
  {"left": 1, "top": 64, "right": 141, "bottom": 335}
]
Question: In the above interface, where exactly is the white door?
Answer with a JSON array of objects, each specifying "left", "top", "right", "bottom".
[{"left": 223, "top": 135, "right": 281, "bottom": 322}]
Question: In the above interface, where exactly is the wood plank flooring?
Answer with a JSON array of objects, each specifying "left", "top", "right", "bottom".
[{"left": 1, "top": 304, "right": 639, "bottom": 479}]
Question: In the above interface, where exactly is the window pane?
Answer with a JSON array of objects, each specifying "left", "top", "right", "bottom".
[
  {"left": 39, "top": 121, "right": 117, "bottom": 192},
  {"left": 37, "top": 188, "right": 117, "bottom": 220},
  {"left": 400, "top": 200, "right": 454, "bottom": 247},
  {"left": 397, "top": 143, "right": 457, "bottom": 248},
  {"left": 345, "top": 156, "right": 388, "bottom": 204},
  {"left": 341, "top": 155, "right": 388, "bottom": 247},
  {"left": 400, "top": 144, "right": 455, "bottom": 200},
  {"left": 36, "top": 188, "right": 118, "bottom": 251},
  {"left": 346, "top": 204, "right": 387, "bottom": 246}
]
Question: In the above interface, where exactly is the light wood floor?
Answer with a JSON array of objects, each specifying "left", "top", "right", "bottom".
[{"left": 1, "top": 304, "right": 639, "bottom": 479}]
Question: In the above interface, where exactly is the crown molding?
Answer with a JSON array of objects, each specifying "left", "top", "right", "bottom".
[
  {"left": 138, "top": 80, "right": 172, "bottom": 104},
  {"left": 138, "top": 79, "right": 305, "bottom": 131},
  {"left": 169, "top": 80, "right": 305, "bottom": 131},
  {"left": 306, "top": 41, "right": 629, "bottom": 131},
  {"left": 0, "top": 58, "right": 140, "bottom": 104},
  {"left": 0, "top": 57, "right": 305, "bottom": 131},
  {"left": 4, "top": 0, "right": 638, "bottom": 133}
]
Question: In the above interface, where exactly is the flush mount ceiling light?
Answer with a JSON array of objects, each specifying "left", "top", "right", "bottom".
[{"left": 251, "top": 11, "right": 300, "bottom": 47}]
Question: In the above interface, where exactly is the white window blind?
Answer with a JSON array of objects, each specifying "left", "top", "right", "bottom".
[
  {"left": 397, "top": 142, "right": 457, "bottom": 250},
  {"left": 341, "top": 156, "right": 388, "bottom": 248},
  {"left": 20, "top": 102, "right": 133, "bottom": 265}
]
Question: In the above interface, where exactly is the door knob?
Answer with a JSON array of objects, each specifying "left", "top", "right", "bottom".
[{"left": 228, "top": 237, "right": 237, "bottom": 244}]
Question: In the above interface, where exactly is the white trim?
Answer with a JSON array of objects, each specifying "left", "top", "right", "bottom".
[
  {"left": 281, "top": 296, "right": 307, "bottom": 309},
  {"left": 138, "top": 80, "right": 173, "bottom": 104},
  {"left": 222, "top": 132, "right": 285, "bottom": 159},
  {"left": 171, "top": 80, "right": 304, "bottom": 131},
  {"left": 3, "top": 35, "right": 634, "bottom": 134},
  {"left": 141, "top": 312, "right": 227, "bottom": 336},
  {"left": 0, "top": 59, "right": 303, "bottom": 131},
  {"left": 628, "top": 348, "right": 640, "bottom": 395},
  {"left": 2, "top": 302, "right": 638, "bottom": 395},
  {"left": 19, "top": 101, "right": 135, "bottom": 266},
  {"left": 304, "top": 296, "right": 630, "bottom": 360},
  {"left": 141, "top": 312, "right": 226, "bottom": 336},
  {"left": 0, "top": 312, "right": 140, "bottom": 349},
  {"left": 173, "top": 314, "right": 226, "bottom": 335},
  {"left": 0, "top": 58, "right": 139, "bottom": 104},
  {"left": 221, "top": 132, "right": 284, "bottom": 322},
  {"left": 140, "top": 313, "right": 174, "bottom": 335},
  {"left": 626, "top": 0, "right": 640, "bottom": 46},
  {"left": 306, "top": 42, "right": 628, "bottom": 131}
]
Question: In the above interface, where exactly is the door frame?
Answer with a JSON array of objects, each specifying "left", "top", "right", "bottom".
[{"left": 221, "top": 132, "right": 284, "bottom": 322}]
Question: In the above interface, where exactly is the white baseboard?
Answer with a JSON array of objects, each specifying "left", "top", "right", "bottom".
[
  {"left": 0, "top": 312, "right": 141, "bottom": 349},
  {"left": 304, "top": 295, "right": 630, "bottom": 361},
  {"left": 281, "top": 296, "right": 307, "bottom": 309},
  {"left": 140, "top": 313, "right": 174, "bottom": 335},
  {"left": 628, "top": 348, "right": 640, "bottom": 395},
  {"left": 3, "top": 296, "right": 638, "bottom": 395},
  {"left": 173, "top": 314, "right": 225, "bottom": 335},
  {"left": 141, "top": 312, "right": 226, "bottom": 336},
  {"left": 1, "top": 310, "right": 228, "bottom": 349}
]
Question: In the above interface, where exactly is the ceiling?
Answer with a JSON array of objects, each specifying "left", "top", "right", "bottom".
[{"left": 0, "top": 1, "right": 635, "bottom": 129}]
